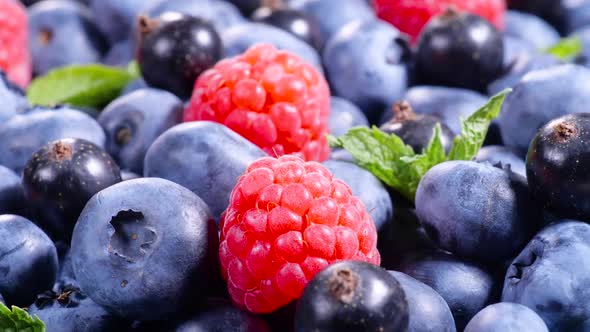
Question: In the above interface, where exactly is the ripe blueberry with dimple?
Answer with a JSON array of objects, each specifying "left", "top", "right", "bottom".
[
  {"left": 23, "top": 138, "right": 122, "bottom": 241},
  {"left": 138, "top": 14, "right": 223, "bottom": 99},
  {"left": 416, "top": 8, "right": 504, "bottom": 92},
  {"left": 0, "top": 214, "right": 58, "bottom": 306},
  {"left": 98, "top": 88, "right": 183, "bottom": 174},
  {"left": 71, "top": 178, "right": 219, "bottom": 321},
  {"left": 464, "top": 302, "right": 549, "bottom": 332}
]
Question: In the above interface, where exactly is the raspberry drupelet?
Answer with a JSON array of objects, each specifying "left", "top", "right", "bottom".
[
  {"left": 219, "top": 155, "right": 380, "bottom": 313},
  {"left": 184, "top": 44, "right": 331, "bottom": 162},
  {"left": 0, "top": 0, "right": 32, "bottom": 87}
]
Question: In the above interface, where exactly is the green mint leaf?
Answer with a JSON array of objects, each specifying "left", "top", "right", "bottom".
[
  {"left": 0, "top": 303, "right": 45, "bottom": 332},
  {"left": 447, "top": 89, "right": 511, "bottom": 161},
  {"left": 545, "top": 36, "right": 583, "bottom": 60},
  {"left": 327, "top": 126, "right": 415, "bottom": 189},
  {"left": 329, "top": 90, "right": 511, "bottom": 202},
  {"left": 27, "top": 63, "right": 140, "bottom": 108},
  {"left": 126, "top": 60, "right": 141, "bottom": 78}
]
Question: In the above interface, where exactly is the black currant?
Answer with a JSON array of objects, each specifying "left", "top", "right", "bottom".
[
  {"left": 526, "top": 113, "right": 590, "bottom": 221},
  {"left": 252, "top": 4, "right": 321, "bottom": 50},
  {"left": 138, "top": 14, "right": 222, "bottom": 99},
  {"left": 23, "top": 138, "right": 122, "bottom": 240},
  {"left": 380, "top": 101, "right": 455, "bottom": 153},
  {"left": 416, "top": 8, "right": 504, "bottom": 92},
  {"left": 228, "top": 0, "right": 263, "bottom": 16},
  {"left": 295, "top": 260, "right": 409, "bottom": 332}
]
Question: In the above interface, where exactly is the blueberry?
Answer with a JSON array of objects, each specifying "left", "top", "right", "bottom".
[
  {"left": 502, "top": 220, "right": 590, "bottom": 331},
  {"left": 172, "top": 298, "right": 271, "bottom": 332},
  {"left": 23, "top": 138, "right": 122, "bottom": 241},
  {"left": 121, "top": 78, "right": 149, "bottom": 96},
  {"left": 0, "top": 71, "right": 27, "bottom": 123},
  {"left": 252, "top": 7, "right": 321, "bottom": 50},
  {"left": 501, "top": 35, "right": 536, "bottom": 73},
  {"left": 328, "top": 96, "right": 369, "bottom": 137},
  {"left": 380, "top": 86, "right": 487, "bottom": 135},
  {"left": 0, "top": 215, "right": 58, "bottom": 306},
  {"left": 323, "top": 160, "right": 393, "bottom": 231},
  {"left": 388, "top": 271, "right": 456, "bottom": 332},
  {"left": 0, "top": 166, "right": 27, "bottom": 216},
  {"left": 572, "top": 26, "right": 590, "bottom": 67},
  {"left": 98, "top": 88, "right": 183, "bottom": 174},
  {"left": 397, "top": 251, "right": 499, "bottom": 331},
  {"left": 121, "top": 170, "right": 140, "bottom": 181},
  {"left": 144, "top": 121, "right": 267, "bottom": 222},
  {"left": 222, "top": 22, "right": 323, "bottom": 72},
  {"left": 0, "top": 107, "right": 106, "bottom": 173},
  {"left": 29, "top": 285, "right": 130, "bottom": 332},
  {"left": 464, "top": 302, "right": 549, "bottom": 332},
  {"left": 560, "top": 0, "right": 590, "bottom": 34},
  {"left": 416, "top": 161, "right": 542, "bottom": 262},
  {"left": 488, "top": 53, "right": 561, "bottom": 95},
  {"left": 505, "top": 10, "right": 560, "bottom": 50},
  {"left": 289, "top": 0, "right": 375, "bottom": 49},
  {"left": 71, "top": 177, "right": 219, "bottom": 321},
  {"left": 295, "top": 260, "right": 409, "bottom": 332},
  {"left": 90, "top": 0, "right": 145, "bottom": 44},
  {"left": 138, "top": 15, "right": 222, "bottom": 99},
  {"left": 497, "top": 64, "right": 590, "bottom": 157},
  {"left": 102, "top": 39, "right": 134, "bottom": 68},
  {"left": 526, "top": 113, "right": 590, "bottom": 221},
  {"left": 28, "top": 0, "right": 109, "bottom": 75},
  {"left": 507, "top": 0, "right": 565, "bottom": 33},
  {"left": 380, "top": 101, "right": 455, "bottom": 154},
  {"left": 416, "top": 9, "right": 503, "bottom": 92},
  {"left": 475, "top": 145, "right": 526, "bottom": 177},
  {"left": 144, "top": 0, "right": 245, "bottom": 33},
  {"left": 323, "top": 19, "right": 411, "bottom": 123},
  {"left": 54, "top": 244, "right": 77, "bottom": 289}
]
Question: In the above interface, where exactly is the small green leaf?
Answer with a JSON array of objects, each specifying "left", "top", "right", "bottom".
[
  {"left": 329, "top": 89, "right": 511, "bottom": 202},
  {"left": 126, "top": 60, "right": 141, "bottom": 78},
  {"left": 545, "top": 36, "right": 583, "bottom": 60},
  {"left": 27, "top": 63, "right": 140, "bottom": 108},
  {"left": 447, "top": 89, "right": 511, "bottom": 161},
  {"left": 0, "top": 303, "right": 45, "bottom": 332}
]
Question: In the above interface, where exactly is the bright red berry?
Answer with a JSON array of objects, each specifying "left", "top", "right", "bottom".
[
  {"left": 373, "top": 0, "right": 506, "bottom": 41},
  {"left": 0, "top": 0, "right": 31, "bottom": 87},
  {"left": 219, "top": 155, "right": 380, "bottom": 313},
  {"left": 184, "top": 44, "right": 331, "bottom": 162}
]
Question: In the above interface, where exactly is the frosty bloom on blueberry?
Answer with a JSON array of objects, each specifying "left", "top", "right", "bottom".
[{"left": 219, "top": 155, "right": 380, "bottom": 313}]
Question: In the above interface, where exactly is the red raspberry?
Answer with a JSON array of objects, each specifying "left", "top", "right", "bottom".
[
  {"left": 219, "top": 155, "right": 380, "bottom": 313},
  {"left": 373, "top": 0, "right": 506, "bottom": 41},
  {"left": 0, "top": 0, "right": 31, "bottom": 87},
  {"left": 184, "top": 44, "right": 331, "bottom": 162}
]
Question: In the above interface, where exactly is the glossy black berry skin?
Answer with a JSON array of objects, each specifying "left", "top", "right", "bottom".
[
  {"left": 295, "top": 260, "right": 409, "bottom": 332},
  {"left": 527, "top": 113, "right": 590, "bottom": 221},
  {"left": 416, "top": 11, "right": 504, "bottom": 92},
  {"left": 252, "top": 7, "right": 321, "bottom": 50},
  {"left": 23, "top": 138, "right": 122, "bottom": 241},
  {"left": 228, "top": 0, "right": 262, "bottom": 16},
  {"left": 138, "top": 15, "right": 222, "bottom": 99},
  {"left": 380, "top": 102, "right": 455, "bottom": 153}
]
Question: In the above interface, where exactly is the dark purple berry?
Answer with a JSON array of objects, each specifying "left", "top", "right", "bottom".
[
  {"left": 252, "top": 6, "right": 321, "bottom": 50},
  {"left": 138, "top": 14, "right": 222, "bottom": 99},
  {"left": 526, "top": 113, "right": 590, "bottom": 221},
  {"left": 228, "top": 0, "right": 262, "bottom": 16},
  {"left": 294, "top": 260, "right": 409, "bottom": 332},
  {"left": 23, "top": 138, "right": 122, "bottom": 240},
  {"left": 380, "top": 101, "right": 455, "bottom": 153},
  {"left": 416, "top": 8, "right": 504, "bottom": 92}
]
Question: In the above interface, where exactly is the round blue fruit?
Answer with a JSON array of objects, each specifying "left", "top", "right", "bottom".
[
  {"left": 71, "top": 177, "right": 219, "bottom": 321},
  {"left": 416, "top": 161, "right": 542, "bottom": 262},
  {"left": 328, "top": 96, "right": 369, "bottom": 137},
  {"left": 389, "top": 271, "right": 456, "bottom": 332},
  {"left": 0, "top": 165, "right": 26, "bottom": 215},
  {"left": 143, "top": 121, "right": 267, "bottom": 222},
  {"left": 0, "top": 214, "right": 58, "bottom": 306},
  {"left": 504, "top": 10, "right": 560, "bottom": 50},
  {"left": 464, "top": 302, "right": 549, "bottom": 332},
  {"left": 98, "top": 88, "right": 183, "bottom": 174},
  {"left": 476, "top": 145, "right": 526, "bottom": 177}
]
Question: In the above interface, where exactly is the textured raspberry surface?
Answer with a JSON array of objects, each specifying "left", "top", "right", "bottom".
[
  {"left": 373, "top": 0, "right": 506, "bottom": 41},
  {"left": 184, "top": 44, "right": 331, "bottom": 162},
  {"left": 0, "top": 0, "right": 31, "bottom": 87},
  {"left": 219, "top": 155, "right": 380, "bottom": 313}
]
